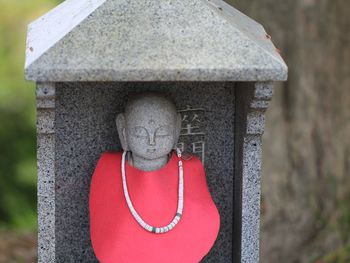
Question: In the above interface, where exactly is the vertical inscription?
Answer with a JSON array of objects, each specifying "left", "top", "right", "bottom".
[{"left": 177, "top": 106, "right": 206, "bottom": 163}]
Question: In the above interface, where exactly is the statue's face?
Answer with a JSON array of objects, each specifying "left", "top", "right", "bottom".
[{"left": 124, "top": 99, "right": 179, "bottom": 160}]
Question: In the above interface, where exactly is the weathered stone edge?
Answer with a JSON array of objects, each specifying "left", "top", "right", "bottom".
[
  {"left": 25, "top": 67, "right": 288, "bottom": 82},
  {"left": 37, "top": 82, "right": 56, "bottom": 263},
  {"left": 25, "top": 0, "right": 107, "bottom": 68}
]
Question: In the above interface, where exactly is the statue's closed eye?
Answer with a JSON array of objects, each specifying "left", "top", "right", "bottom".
[
  {"left": 155, "top": 126, "right": 171, "bottom": 137},
  {"left": 131, "top": 126, "right": 148, "bottom": 138}
]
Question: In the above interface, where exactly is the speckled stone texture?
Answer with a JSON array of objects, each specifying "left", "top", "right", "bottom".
[
  {"left": 36, "top": 83, "right": 56, "bottom": 263},
  {"left": 52, "top": 82, "right": 235, "bottom": 262},
  {"left": 234, "top": 82, "right": 274, "bottom": 263},
  {"left": 25, "top": 0, "right": 287, "bottom": 82},
  {"left": 36, "top": 81, "right": 277, "bottom": 262}
]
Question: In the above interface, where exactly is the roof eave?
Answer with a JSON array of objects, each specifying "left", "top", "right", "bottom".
[{"left": 25, "top": 65, "right": 288, "bottom": 82}]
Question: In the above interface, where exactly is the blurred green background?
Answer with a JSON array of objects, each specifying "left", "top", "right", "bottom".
[
  {"left": 0, "top": 0, "right": 349, "bottom": 262},
  {"left": 0, "top": 0, "right": 58, "bottom": 261},
  {"left": 0, "top": 0, "right": 58, "bottom": 231}
]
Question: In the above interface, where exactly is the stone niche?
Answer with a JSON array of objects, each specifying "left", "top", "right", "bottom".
[{"left": 25, "top": 0, "right": 287, "bottom": 262}]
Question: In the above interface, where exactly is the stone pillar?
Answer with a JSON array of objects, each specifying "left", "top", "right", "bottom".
[
  {"left": 234, "top": 82, "right": 273, "bottom": 262},
  {"left": 36, "top": 83, "right": 55, "bottom": 262}
]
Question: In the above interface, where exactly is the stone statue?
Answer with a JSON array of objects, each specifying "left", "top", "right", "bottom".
[
  {"left": 116, "top": 93, "right": 182, "bottom": 171},
  {"left": 89, "top": 92, "right": 220, "bottom": 263}
]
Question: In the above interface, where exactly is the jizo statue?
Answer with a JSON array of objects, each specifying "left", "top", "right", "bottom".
[
  {"left": 116, "top": 93, "right": 182, "bottom": 171},
  {"left": 89, "top": 92, "right": 220, "bottom": 263}
]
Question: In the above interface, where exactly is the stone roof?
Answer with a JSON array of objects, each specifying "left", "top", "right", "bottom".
[{"left": 25, "top": 0, "right": 288, "bottom": 82}]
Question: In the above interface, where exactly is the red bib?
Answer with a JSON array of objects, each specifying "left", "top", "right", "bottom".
[{"left": 89, "top": 151, "right": 220, "bottom": 263}]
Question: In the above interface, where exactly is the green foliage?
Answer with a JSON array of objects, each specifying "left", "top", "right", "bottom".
[
  {"left": 319, "top": 244, "right": 350, "bottom": 263},
  {"left": 339, "top": 194, "right": 350, "bottom": 243},
  {"left": 0, "top": 0, "right": 59, "bottom": 230}
]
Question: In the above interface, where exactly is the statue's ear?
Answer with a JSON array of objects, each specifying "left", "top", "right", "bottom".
[
  {"left": 116, "top": 113, "right": 129, "bottom": 151},
  {"left": 174, "top": 113, "right": 182, "bottom": 149}
]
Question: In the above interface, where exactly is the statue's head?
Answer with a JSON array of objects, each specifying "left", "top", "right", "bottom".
[{"left": 116, "top": 92, "right": 182, "bottom": 161}]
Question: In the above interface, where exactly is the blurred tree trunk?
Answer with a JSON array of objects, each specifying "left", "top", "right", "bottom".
[{"left": 227, "top": 0, "right": 350, "bottom": 262}]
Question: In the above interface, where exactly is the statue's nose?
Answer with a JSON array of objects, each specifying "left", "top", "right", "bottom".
[{"left": 149, "top": 134, "right": 156, "bottom": 146}]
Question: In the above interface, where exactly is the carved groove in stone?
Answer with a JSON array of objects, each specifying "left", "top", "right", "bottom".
[
  {"left": 37, "top": 83, "right": 55, "bottom": 135},
  {"left": 246, "top": 82, "right": 274, "bottom": 135},
  {"left": 37, "top": 83, "right": 56, "bottom": 107}
]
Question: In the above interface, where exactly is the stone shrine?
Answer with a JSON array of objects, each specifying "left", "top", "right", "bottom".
[{"left": 25, "top": 0, "right": 288, "bottom": 262}]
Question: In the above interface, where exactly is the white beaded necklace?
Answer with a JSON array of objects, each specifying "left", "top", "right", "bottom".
[{"left": 121, "top": 149, "right": 184, "bottom": 234}]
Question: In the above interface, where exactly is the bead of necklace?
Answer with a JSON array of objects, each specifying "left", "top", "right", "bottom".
[{"left": 121, "top": 149, "right": 184, "bottom": 234}]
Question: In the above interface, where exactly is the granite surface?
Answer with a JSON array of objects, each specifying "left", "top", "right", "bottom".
[
  {"left": 25, "top": 0, "right": 107, "bottom": 68},
  {"left": 36, "top": 83, "right": 56, "bottom": 263},
  {"left": 25, "top": 0, "right": 287, "bottom": 82},
  {"left": 53, "top": 82, "right": 235, "bottom": 262},
  {"left": 233, "top": 82, "right": 274, "bottom": 263}
]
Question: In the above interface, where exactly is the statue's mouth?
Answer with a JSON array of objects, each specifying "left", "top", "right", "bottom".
[{"left": 147, "top": 149, "right": 156, "bottom": 153}]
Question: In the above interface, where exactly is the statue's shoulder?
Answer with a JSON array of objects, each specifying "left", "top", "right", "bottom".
[
  {"left": 180, "top": 151, "right": 194, "bottom": 161},
  {"left": 180, "top": 153, "right": 207, "bottom": 183},
  {"left": 181, "top": 152, "right": 204, "bottom": 168},
  {"left": 97, "top": 151, "right": 122, "bottom": 165},
  {"left": 92, "top": 151, "right": 122, "bottom": 178}
]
